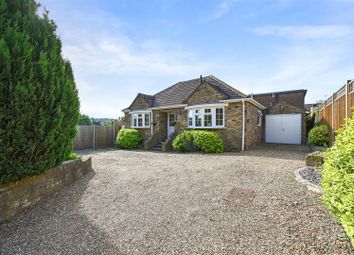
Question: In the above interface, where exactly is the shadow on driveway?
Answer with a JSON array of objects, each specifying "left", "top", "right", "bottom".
[{"left": 0, "top": 171, "right": 122, "bottom": 255}]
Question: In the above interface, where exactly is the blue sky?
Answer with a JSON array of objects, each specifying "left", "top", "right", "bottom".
[{"left": 39, "top": 0, "right": 354, "bottom": 118}]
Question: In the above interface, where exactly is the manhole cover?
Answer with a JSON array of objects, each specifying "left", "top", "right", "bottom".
[{"left": 225, "top": 187, "right": 256, "bottom": 207}]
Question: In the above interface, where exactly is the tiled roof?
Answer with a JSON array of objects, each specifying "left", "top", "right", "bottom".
[
  {"left": 128, "top": 75, "right": 246, "bottom": 109},
  {"left": 139, "top": 93, "right": 154, "bottom": 106}
]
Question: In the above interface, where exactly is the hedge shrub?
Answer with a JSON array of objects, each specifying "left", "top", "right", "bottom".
[
  {"left": 0, "top": 1, "right": 80, "bottom": 184},
  {"left": 172, "top": 130, "right": 224, "bottom": 153},
  {"left": 308, "top": 125, "right": 329, "bottom": 147},
  {"left": 321, "top": 114, "right": 354, "bottom": 245},
  {"left": 116, "top": 129, "right": 142, "bottom": 149}
]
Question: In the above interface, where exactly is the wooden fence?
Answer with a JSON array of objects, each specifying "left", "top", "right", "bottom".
[
  {"left": 73, "top": 121, "right": 122, "bottom": 150},
  {"left": 319, "top": 80, "right": 354, "bottom": 143}
]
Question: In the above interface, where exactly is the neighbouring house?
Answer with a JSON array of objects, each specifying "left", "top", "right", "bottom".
[{"left": 122, "top": 75, "right": 307, "bottom": 151}]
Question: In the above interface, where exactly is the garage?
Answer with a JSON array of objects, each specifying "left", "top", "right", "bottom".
[{"left": 265, "top": 114, "right": 302, "bottom": 144}]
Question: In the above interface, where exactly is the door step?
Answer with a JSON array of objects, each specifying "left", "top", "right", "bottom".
[{"left": 152, "top": 143, "right": 162, "bottom": 151}]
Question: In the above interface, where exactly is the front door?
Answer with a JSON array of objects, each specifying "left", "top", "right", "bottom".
[{"left": 167, "top": 113, "right": 175, "bottom": 137}]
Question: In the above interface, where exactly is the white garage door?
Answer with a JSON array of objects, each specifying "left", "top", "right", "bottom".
[{"left": 265, "top": 114, "right": 302, "bottom": 144}]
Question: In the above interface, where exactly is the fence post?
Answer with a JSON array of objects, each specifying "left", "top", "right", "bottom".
[
  {"left": 92, "top": 125, "right": 96, "bottom": 149},
  {"left": 331, "top": 93, "right": 335, "bottom": 143},
  {"left": 112, "top": 123, "right": 115, "bottom": 146}
]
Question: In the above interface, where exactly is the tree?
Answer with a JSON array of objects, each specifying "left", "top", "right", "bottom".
[
  {"left": 79, "top": 114, "right": 93, "bottom": 125},
  {"left": 0, "top": 0, "right": 80, "bottom": 183},
  {"left": 101, "top": 120, "right": 113, "bottom": 126}
]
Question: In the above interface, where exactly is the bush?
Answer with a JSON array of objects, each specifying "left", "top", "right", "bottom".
[
  {"left": 171, "top": 130, "right": 194, "bottom": 152},
  {"left": 306, "top": 114, "right": 315, "bottom": 137},
  {"left": 308, "top": 125, "right": 329, "bottom": 147},
  {"left": 172, "top": 130, "right": 224, "bottom": 153},
  {"left": 116, "top": 129, "right": 142, "bottom": 149},
  {"left": 67, "top": 153, "right": 78, "bottom": 160},
  {"left": 0, "top": 1, "right": 80, "bottom": 184},
  {"left": 321, "top": 114, "right": 354, "bottom": 245}
]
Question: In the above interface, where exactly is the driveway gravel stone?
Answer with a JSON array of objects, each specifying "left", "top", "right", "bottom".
[{"left": 0, "top": 145, "right": 352, "bottom": 254}]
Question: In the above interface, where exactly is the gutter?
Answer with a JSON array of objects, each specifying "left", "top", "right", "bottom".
[
  {"left": 185, "top": 103, "right": 228, "bottom": 110},
  {"left": 242, "top": 99, "right": 245, "bottom": 151},
  {"left": 221, "top": 98, "right": 266, "bottom": 110},
  {"left": 149, "top": 104, "right": 187, "bottom": 110}
]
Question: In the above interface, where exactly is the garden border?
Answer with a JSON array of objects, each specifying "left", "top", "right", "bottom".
[{"left": 294, "top": 167, "right": 323, "bottom": 194}]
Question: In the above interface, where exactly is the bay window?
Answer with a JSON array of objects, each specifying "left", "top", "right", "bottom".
[
  {"left": 187, "top": 107, "right": 225, "bottom": 128},
  {"left": 131, "top": 112, "right": 151, "bottom": 128}
]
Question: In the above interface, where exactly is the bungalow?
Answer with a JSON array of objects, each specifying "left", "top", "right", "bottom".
[{"left": 122, "top": 75, "right": 307, "bottom": 151}]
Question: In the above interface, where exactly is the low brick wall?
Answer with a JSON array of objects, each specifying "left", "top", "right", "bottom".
[{"left": 0, "top": 158, "right": 92, "bottom": 224}]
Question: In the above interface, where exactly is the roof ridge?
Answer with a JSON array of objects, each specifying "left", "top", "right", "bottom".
[
  {"left": 138, "top": 92, "right": 153, "bottom": 97},
  {"left": 154, "top": 76, "right": 208, "bottom": 97},
  {"left": 207, "top": 75, "right": 247, "bottom": 97}
]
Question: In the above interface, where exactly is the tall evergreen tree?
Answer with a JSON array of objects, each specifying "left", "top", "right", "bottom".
[{"left": 0, "top": 0, "right": 80, "bottom": 183}]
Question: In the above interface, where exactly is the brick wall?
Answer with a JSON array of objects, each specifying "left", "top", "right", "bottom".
[
  {"left": 245, "top": 102, "right": 263, "bottom": 149},
  {"left": 130, "top": 95, "right": 150, "bottom": 110},
  {"left": 0, "top": 158, "right": 92, "bottom": 223},
  {"left": 186, "top": 82, "right": 227, "bottom": 104},
  {"left": 253, "top": 91, "right": 305, "bottom": 109}
]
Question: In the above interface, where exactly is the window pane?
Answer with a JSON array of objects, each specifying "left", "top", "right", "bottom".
[
  {"left": 132, "top": 114, "right": 137, "bottom": 127},
  {"left": 145, "top": 113, "right": 150, "bottom": 127},
  {"left": 204, "top": 114, "right": 212, "bottom": 127},
  {"left": 204, "top": 108, "right": 211, "bottom": 113},
  {"left": 195, "top": 115, "right": 202, "bottom": 127},
  {"left": 169, "top": 114, "right": 175, "bottom": 127},
  {"left": 216, "top": 108, "right": 224, "bottom": 126},
  {"left": 138, "top": 118, "right": 143, "bottom": 127},
  {"left": 138, "top": 114, "right": 143, "bottom": 127},
  {"left": 188, "top": 110, "right": 193, "bottom": 126}
]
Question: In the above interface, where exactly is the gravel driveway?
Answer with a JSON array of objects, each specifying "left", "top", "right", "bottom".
[{"left": 0, "top": 145, "right": 352, "bottom": 254}]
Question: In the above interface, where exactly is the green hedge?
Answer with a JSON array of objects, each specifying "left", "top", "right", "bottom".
[
  {"left": 321, "top": 114, "right": 354, "bottom": 245},
  {"left": 308, "top": 125, "right": 329, "bottom": 147},
  {"left": 172, "top": 130, "right": 224, "bottom": 153},
  {"left": 0, "top": 1, "right": 80, "bottom": 184},
  {"left": 116, "top": 128, "right": 142, "bottom": 149}
]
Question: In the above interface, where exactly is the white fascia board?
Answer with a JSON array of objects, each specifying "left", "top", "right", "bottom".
[
  {"left": 221, "top": 98, "right": 266, "bottom": 110},
  {"left": 129, "top": 110, "right": 152, "bottom": 114},
  {"left": 149, "top": 104, "right": 187, "bottom": 110},
  {"left": 185, "top": 103, "right": 228, "bottom": 110}
]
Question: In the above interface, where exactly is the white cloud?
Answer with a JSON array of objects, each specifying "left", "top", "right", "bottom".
[
  {"left": 250, "top": 25, "right": 354, "bottom": 40},
  {"left": 39, "top": 2, "right": 217, "bottom": 117},
  {"left": 211, "top": 0, "right": 240, "bottom": 20}
]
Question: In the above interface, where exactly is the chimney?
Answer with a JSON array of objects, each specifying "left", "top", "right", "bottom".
[{"left": 200, "top": 75, "right": 203, "bottom": 84}]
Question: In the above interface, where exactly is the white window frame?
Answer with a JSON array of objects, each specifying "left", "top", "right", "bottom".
[
  {"left": 257, "top": 110, "right": 263, "bottom": 127},
  {"left": 187, "top": 106, "right": 225, "bottom": 129},
  {"left": 130, "top": 111, "right": 151, "bottom": 128}
]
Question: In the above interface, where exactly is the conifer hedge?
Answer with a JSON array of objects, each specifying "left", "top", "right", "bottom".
[{"left": 0, "top": 0, "right": 79, "bottom": 183}]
